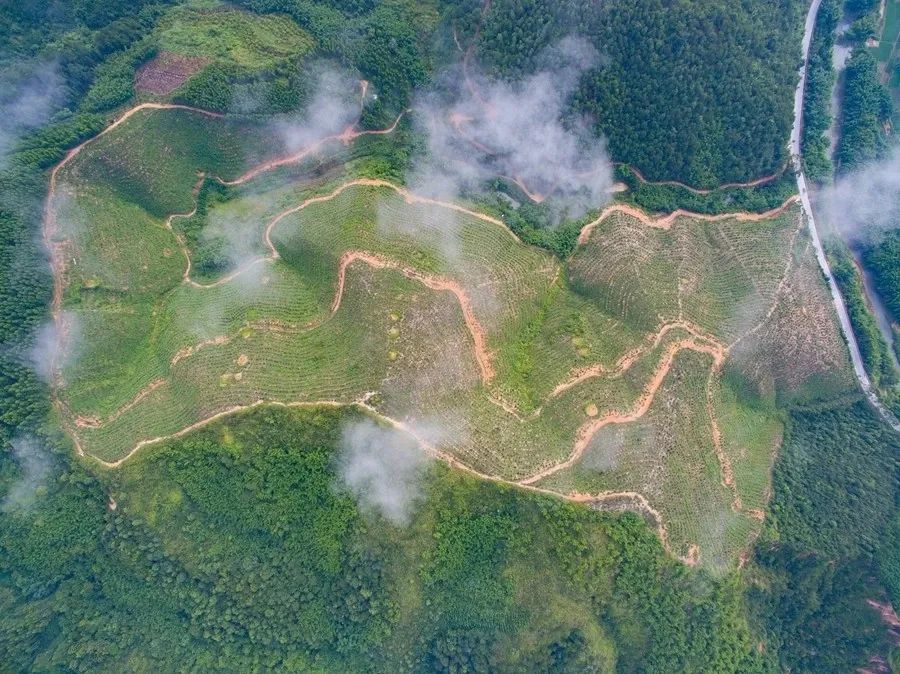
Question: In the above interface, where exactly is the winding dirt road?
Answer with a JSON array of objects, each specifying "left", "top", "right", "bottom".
[
  {"left": 619, "top": 163, "right": 788, "bottom": 195},
  {"left": 43, "top": 104, "right": 222, "bottom": 329},
  {"left": 87, "top": 394, "right": 696, "bottom": 563},
  {"left": 519, "top": 337, "right": 726, "bottom": 485},
  {"left": 576, "top": 196, "right": 800, "bottom": 245},
  {"left": 219, "top": 110, "right": 408, "bottom": 187}
]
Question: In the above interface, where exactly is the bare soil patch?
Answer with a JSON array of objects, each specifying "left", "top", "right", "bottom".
[{"left": 136, "top": 52, "right": 209, "bottom": 96}]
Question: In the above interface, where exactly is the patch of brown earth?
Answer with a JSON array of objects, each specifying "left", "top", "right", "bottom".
[{"left": 136, "top": 52, "right": 209, "bottom": 96}]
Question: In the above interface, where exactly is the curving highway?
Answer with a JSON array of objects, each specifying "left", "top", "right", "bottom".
[{"left": 791, "top": 0, "right": 900, "bottom": 431}]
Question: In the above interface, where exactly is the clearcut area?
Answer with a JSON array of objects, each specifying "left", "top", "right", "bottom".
[{"left": 45, "top": 105, "right": 853, "bottom": 568}]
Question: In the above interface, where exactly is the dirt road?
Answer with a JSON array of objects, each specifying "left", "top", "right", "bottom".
[{"left": 576, "top": 196, "right": 800, "bottom": 246}]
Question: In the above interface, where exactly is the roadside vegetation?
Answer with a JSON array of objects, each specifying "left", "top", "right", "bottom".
[
  {"left": 829, "top": 243, "right": 898, "bottom": 396},
  {"left": 615, "top": 165, "right": 798, "bottom": 215},
  {"left": 863, "top": 228, "right": 900, "bottom": 353},
  {"left": 852, "top": 0, "right": 900, "bottom": 364},
  {"left": 826, "top": 0, "right": 900, "bottom": 414},
  {"left": 802, "top": 0, "right": 840, "bottom": 181}
]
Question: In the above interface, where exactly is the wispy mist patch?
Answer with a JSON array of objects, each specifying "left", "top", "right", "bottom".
[
  {"left": 3, "top": 436, "right": 53, "bottom": 512},
  {"left": 583, "top": 425, "right": 626, "bottom": 472},
  {"left": 0, "top": 61, "right": 64, "bottom": 168},
  {"left": 820, "top": 148, "right": 900, "bottom": 244},
  {"left": 410, "top": 36, "right": 613, "bottom": 220},
  {"left": 29, "top": 312, "right": 82, "bottom": 384},
  {"left": 200, "top": 205, "right": 272, "bottom": 290},
  {"left": 335, "top": 418, "right": 432, "bottom": 526},
  {"left": 376, "top": 196, "right": 463, "bottom": 265},
  {"left": 273, "top": 67, "right": 361, "bottom": 155}
]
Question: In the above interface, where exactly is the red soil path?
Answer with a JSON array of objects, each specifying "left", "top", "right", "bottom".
[
  {"left": 576, "top": 195, "right": 800, "bottom": 245},
  {"left": 220, "top": 110, "right": 407, "bottom": 186},
  {"left": 619, "top": 163, "right": 788, "bottom": 195},
  {"left": 519, "top": 338, "right": 726, "bottom": 485}
]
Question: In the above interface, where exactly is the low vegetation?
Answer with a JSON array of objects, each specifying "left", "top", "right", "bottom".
[
  {"left": 42, "top": 103, "right": 857, "bottom": 563},
  {"left": 157, "top": 5, "right": 315, "bottom": 70}
]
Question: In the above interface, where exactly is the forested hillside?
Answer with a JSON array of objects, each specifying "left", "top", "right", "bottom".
[
  {"left": 200, "top": 0, "right": 806, "bottom": 188},
  {"left": 751, "top": 399, "right": 899, "bottom": 672},
  {"left": 6, "top": 0, "right": 807, "bottom": 189},
  {"left": 475, "top": 0, "right": 804, "bottom": 188}
]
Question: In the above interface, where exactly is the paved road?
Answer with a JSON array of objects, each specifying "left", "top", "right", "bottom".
[{"left": 791, "top": 0, "right": 900, "bottom": 431}]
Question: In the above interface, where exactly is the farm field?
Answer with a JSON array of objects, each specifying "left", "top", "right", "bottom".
[{"left": 45, "top": 106, "right": 854, "bottom": 567}]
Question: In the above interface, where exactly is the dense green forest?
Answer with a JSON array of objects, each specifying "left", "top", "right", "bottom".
[
  {"left": 837, "top": 49, "right": 894, "bottom": 171},
  {"left": 1, "top": 1, "right": 899, "bottom": 671},
  {"left": 472, "top": 0, "right": 805, "bottom": 188},
  {"left": 844, "top": 0, "right": 882, "bottom": 46},
  {"left": 751, "top": 397, "right": 899, "bottom": 672}
]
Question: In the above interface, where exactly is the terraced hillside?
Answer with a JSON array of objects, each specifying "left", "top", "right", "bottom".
[{"left": 45, "top": 106, "right": 853, "bottom": 567}]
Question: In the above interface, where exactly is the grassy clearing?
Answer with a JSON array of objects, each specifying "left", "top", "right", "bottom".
[
  {"left": 157, "top": 5, "right": 314, "bottom": 71},
  {"left": 728, "top": 234, "right": 855, "bottom": 407},
  {"left": 49, "top": 108, "right": 854, "bottom": 565},
  {"left": 569, "top": 207, "right": 800, "bottom": 342}
]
